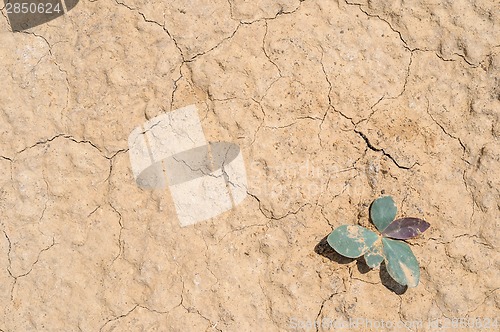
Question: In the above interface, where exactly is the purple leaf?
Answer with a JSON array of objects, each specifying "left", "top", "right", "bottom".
[{"left": 382, "top": 218, "right": 430, "bottom": 240}]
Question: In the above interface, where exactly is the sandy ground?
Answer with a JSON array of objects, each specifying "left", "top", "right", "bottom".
[{"left": 1, "top": 0, "right": 499, "bottom": 331}]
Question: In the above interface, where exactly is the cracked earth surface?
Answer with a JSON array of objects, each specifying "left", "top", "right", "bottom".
[{"left": 0, "top": 0, "right": 499, "bottom": 331}]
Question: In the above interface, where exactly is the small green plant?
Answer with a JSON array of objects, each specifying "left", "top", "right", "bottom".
[{"left": 327, "top": 195, "right": 430, "bottom": 287}]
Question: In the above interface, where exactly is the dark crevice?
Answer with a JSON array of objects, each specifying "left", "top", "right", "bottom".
[
  {"left": 246, "top": 191, "right": 309, "bottom": 221},
  {"left": 354, "top": 130, "right": 417, "bottom": 170},
  {"left": 315, "top": 291, "right": 342, "bottom": 332},
  {"left": 344, "top": 0, "right": 412, "bottom": 52},
  {"left": 99, "top": 304, "right": 139, "bottom": 332},
  {"left": 114, "top": 0, "right": 186, "bottom": 61},
  {"left": 344, "top": 1, "right": 483, "bottom": 67}
]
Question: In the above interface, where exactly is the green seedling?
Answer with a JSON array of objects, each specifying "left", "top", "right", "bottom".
[{"left": 327, "top": 196, "right": 430, "bottom": 287}]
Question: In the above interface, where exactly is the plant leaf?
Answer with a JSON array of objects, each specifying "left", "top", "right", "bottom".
[
  {"left": 364, "top": 239, "right": 385, "bottom": 268},
  {"left": 327, "top": 225, "right": 379, "bottom": 258},
  {"left": 382, "top": 217, "right": 430, "bottom": 239},
  {"left": 370, "top": 196, "right": 397, "bottom": 232},
  {"left": 382, "top": 238, "right": 420, "bottom": 287}
]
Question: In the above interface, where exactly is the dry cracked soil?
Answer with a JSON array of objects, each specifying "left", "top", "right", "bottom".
[{"left": 0, "top": 0, "right": 499, "bottom": 331}]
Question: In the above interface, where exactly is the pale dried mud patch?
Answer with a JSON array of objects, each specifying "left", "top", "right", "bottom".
[{"left": 0, "top": 0, "right": 498, "bottom": 331}]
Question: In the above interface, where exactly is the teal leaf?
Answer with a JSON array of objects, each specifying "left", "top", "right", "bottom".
[
  {"left": 382, "top": 238, "right": 420, "bottom": 287},
  {"left": 327, "top": 225, "right": 379, "bottom": 258},
  {"left": 370, "top": 196, "right": 397, "bottom": 232},
  {"left": 364, "top": 239, "right": 385, "bottom": 268}
]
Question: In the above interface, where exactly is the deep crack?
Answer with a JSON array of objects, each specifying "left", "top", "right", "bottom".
[{"left": 354, "top": 130, "right": 418, "bottom": 170}]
